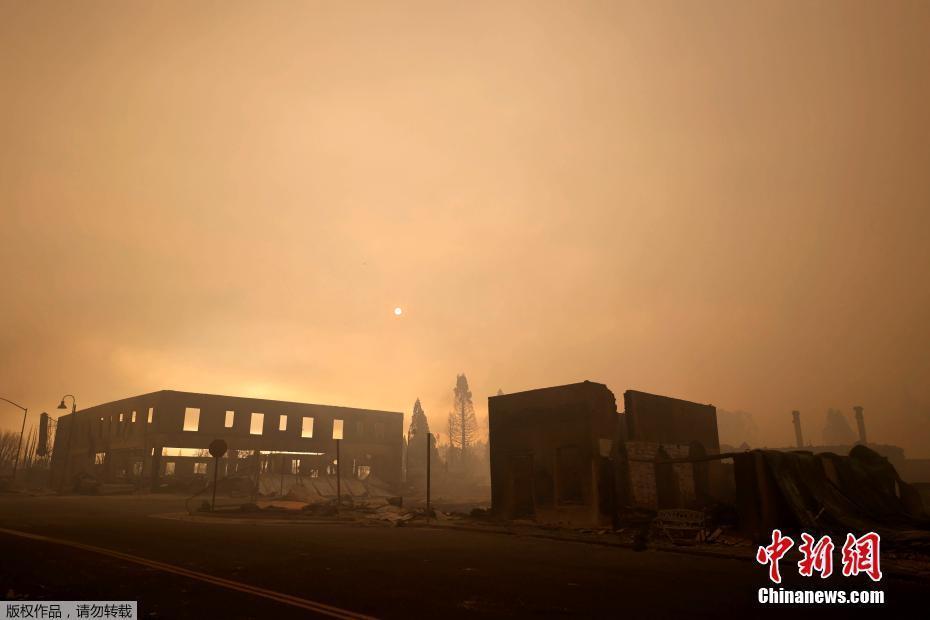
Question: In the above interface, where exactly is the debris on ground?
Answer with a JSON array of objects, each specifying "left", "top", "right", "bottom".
[
  {"left": 255, "top": 500, "right": 310, "bottom": 511},
  {"left": 365, "top": 504, "right": 415, "bottom": 525},
  {"left": 72, "top": 473, "right": 100, "bottom": 494}
]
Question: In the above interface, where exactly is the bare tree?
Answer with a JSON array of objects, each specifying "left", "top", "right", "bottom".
[
  {"left": 0, "top": 431, "right": 20, "bottom": 473},
  {"left": 22, "top": 426, "right": 35, "bottom": 468},
  {"left": 447, "top": 374, "right": 479, "bottom": 467}
]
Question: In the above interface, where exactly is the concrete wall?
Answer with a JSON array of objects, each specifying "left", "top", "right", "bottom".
[
  {"left": 624, "top": 390, "right": 719, "bottom": 453},
  {"left": 488, "top": 383, "right": 725, "bottom": 524},
  {"left": 489, "top": 381, "right": 619, "bottom": 526},
  {"left": 622, "top": 441, "right": 696, "bottom": 510},
  {"left": 623, "top": 390, "right": 723, "bottom": 503}
]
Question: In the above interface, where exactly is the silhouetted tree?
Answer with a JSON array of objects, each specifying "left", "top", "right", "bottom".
[
  {"left": 23, "top": 427, "right": 35, "bottom": 468},
  {"left": 0, "top": 431, "right": 19, "bottom": 473},
  {"left": 406, "top": 398, "right": 439, "bottom": 485},
  {"left": 447, "top": 374, "right": 479, "bottom": 467},
  {"left": 407, "top": 398, "right": 431, "bottom": 440}
]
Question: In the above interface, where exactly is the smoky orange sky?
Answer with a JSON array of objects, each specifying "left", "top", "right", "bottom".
[{"left": 2, "top": 1, "right": 929, "bottom": 455}]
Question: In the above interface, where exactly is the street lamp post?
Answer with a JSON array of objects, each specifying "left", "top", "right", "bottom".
[
  {"left": 57, "top": 395, "right": 76, "bottom": 491},
  {"left": 0, "top": 396, "right": 28, "bottom": 481}
]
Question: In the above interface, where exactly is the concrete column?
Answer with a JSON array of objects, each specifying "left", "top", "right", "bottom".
[
  {"left": 853, "top": 406, "right": 867, "bottom": 444},
  {"left": 791, "top": 410, "right": 804, "bottom": 448}
]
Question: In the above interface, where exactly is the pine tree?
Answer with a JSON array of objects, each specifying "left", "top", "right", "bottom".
[
  {"left": 447, "top": 374, "right": 479, "bottom": 466},
  {"left": 406, "top": 398, "right": 438, "bottom": 483},
  {"left": 407, "top": 398, "right": 430, "bottom": 441}
]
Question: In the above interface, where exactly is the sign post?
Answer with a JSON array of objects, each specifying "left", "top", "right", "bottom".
[
  {"left": 208, "top": 439, "right": 228, "bottom": 512},
  {"left": 426, "top": 433, "right": 432, "bottom": 523}
]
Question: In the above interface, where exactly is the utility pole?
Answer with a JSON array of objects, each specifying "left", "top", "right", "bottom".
[
  {"left": 208, "top": 439, "right": 227, "bottom": 512},
  {"left": 251, "top": 449, "right": 260, "bottom": 503},
  {"left": 139, "top": 406, "right": 148, "bottom": 490},
  {"left": 212, "top": 458, "right": 220, "bottom": 511},
  {"left": 57, "top": 395, "right": 77, "bottom": 491},
  {"left": 14, "top": 407, "right": 26, "bottom": 480},
  {"left": 426, "top": 432, "right": 432, "bottom": 522}
]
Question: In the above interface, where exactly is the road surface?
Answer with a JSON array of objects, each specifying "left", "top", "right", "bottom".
[{"left": 0, "top": 495, "right": 924, "bottom": 618}]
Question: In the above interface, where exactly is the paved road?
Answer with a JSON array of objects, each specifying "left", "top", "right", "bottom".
[{"left": 0, "top": 495, "right": 924, "bottom": 618}]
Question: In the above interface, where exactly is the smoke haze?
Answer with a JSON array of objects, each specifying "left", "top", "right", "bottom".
[{"left": 2, "top": 1, "right": 929, "bottom": 455}]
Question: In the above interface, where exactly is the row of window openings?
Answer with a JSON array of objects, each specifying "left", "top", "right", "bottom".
[
  {"left": 113, "top": 408, "right": 154, "bottom": 424},
  {"left": 91, "top": 409, "right": 312, "bottom": 436},
  {"left": 94, "top": 408, "right": 155, "bottom": 437},
  {"left": 183, "top": 408, "right": 343, "bottom": 439},
  {"left": 94, "top": 407, "right": 369, "bottom": 441},
  {"left": 94, "top": 460, "right": 211, "bottom": 477},
  {"left": 94, "top": 454, "right": 372, "bottom": 480},
  {"left": 158, "top": 460, "right": 371, "bottom": 478}
]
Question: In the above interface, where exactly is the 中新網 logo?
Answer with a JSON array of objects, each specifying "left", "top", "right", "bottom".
[{"left": 756, "top": 530, "right": 881, "bottom": 583}]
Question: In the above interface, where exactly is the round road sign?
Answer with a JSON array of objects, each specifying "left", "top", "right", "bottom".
[{"left": 208, "top": 439, "right": 228, "bottom": 458}]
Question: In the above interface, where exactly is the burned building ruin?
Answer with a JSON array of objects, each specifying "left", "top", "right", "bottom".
[
  {"left": 618, "top": 389, "right": 721, "bottom": 511},
  {"left": 49, "top": 390, "right": 403, "bottom": 492},
  {"left": 775, "top": 407, "right": 930, "bottom": 487},
  {"left": 488, "top": 381, "right": 721, "bottom": 526}
]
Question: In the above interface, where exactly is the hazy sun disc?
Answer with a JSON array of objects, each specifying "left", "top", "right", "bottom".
[{"left": 394, "top": 307, "right": 403, "bottom": 316}]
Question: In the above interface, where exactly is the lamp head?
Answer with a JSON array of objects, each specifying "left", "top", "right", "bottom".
[{"left": 57, "top": 399, "right": 67, "bottom": 410}]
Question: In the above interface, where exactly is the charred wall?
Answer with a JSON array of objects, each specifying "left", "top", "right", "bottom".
[
  {"left": 624, "top": 390, "right": 720, "bottom": 453},
  {"left": 489, "top": 381, "right": 619, "bottom": 526},
  {"left": 50, "top": 390, "right": 404, "bottom": 490}
]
